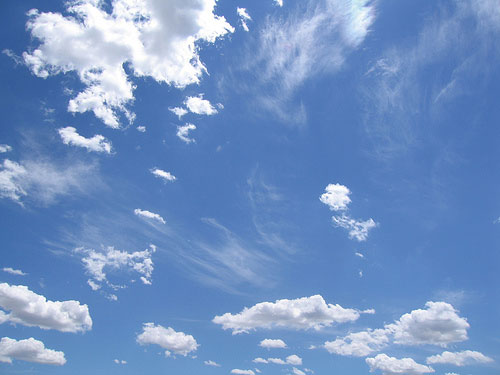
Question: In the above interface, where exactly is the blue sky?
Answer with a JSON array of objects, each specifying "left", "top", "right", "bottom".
[{"left": 0, "top": 0, "right": 499, "bottom": 374}]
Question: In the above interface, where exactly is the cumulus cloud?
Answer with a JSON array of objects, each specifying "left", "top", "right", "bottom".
[
  {"left": 319, "top": 183, "right": 351, "bottom": 211},
  {"left": 231, "top": 370, "right": 255, "bottom": 375},
  {"left": 213, "top": 295, "right": 369, "bottom": 334},
  {"left": 325, "top": 329, "right": 390, "bottom": 357},
  {"left": 177, "top": 123, "right": 196, "bottom": 143},
  {"left": 332, "top": 215, "right": 377, "bottom": 241},
  {"left": 0, "top": 158, "right": 97, "bottom": 205},
  {"left": 2, "top": 267, "right": 27, "bottom": 276},
  {"left": 150, "top": 168, "right": 176, "bottom": 182},
  {"left": 325, "top": 301, "right": 470, "bottom": 357},
  {"left": 366, "top": 354, "right": 434, "bottom": 375},
  {"left": 184, "top": 95, "right": 218, "bottom": 115},
  {"left": 23, "top": 0, "right": 234, "bottom": 128},
  {"left": 58, "top": 127, "right": 112, "bottom": 153},
  {"left": 426, "top": 350, "right": 493, "bottom": 366},
  {"left": 0, "top": 337, "right": 66, "bottom": 365},
  {"left": 76, "top": 244, "right": 156, "bottom": 291},
  {"left": 320, "top": 183, "right": 377, "bottom": 241},
  {"left": 169, "top": 107, "right": 188, "bottom": 119},
  {"left": 134, "top": 208, "right": 166, "bottom": 224},
  {"left": 0, "top": 144, "right": 12, "bottom": 153},
  {"left": 237, "top": 8, "right": 252, "bottom": 32},
  {"left": 114, "top": 359, "right": 127, "bottom": 364},
  {"left": 286, "top": 355, "right": 302, "bottom": 365},
  {"left": 137, "top": 323, "right": 198, "bottom": 356},
  {"left": 136, "top": 126, "right": 146, "bottom": 132},
  {"left": 204, "top": 359, "right": 221, "bottom": 367},
  {"left": 0, "top": 283, "right": 92, "bottom": 333},
  {"left": 260, "top": 338, "right": 287, "bottom": 349},
  {"left": 292, "top": 368, "right": 306, "bottom": 375},
  {"left": 387, "top": 301, "right": 469, "bottom": 346}
]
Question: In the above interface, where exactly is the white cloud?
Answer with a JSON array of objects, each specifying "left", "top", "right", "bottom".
[
  {"left": 268, "top": 358, "right": 286, "bottom": 365},
  {"left": 292, "top": 368, "right": 306, "bottom": 375},
  {"left": 114, "top": 359, "right": 127, "bottom": 364},
  {"left": 325, "top": 329, "right": 390, "bottom": 357},
  {"left": 0, "top": 337, "right": 66, "bottom": 365},
  {"left": 0, "top": 283, "right": 92, "bottom": 333},
  {"left": 260, "top": 338, "right": 287, "bottom": 349},
  {"left": 0, "top": 158, "right": 97, "bottom": 205},
  {"left": 0, "top": 144, "right": 12, "bottom": 153},
  {"left": 204, "top": 359, "right": 221, "bottom": 367},
  {"left": 213, "top": 295, "right": 369, "bottom": 334},
  {"left": 326, "top": 301, "right": 470, "bottom": 358},
  {"left": 286, "top": 355, "right": 302, "bottom": 365},
  {"left": 366, "top": 354, "right": 434, "bottom": 375},
  {"left": 274, "top": 0, "right": 283, "bottom": 7},
  {"left": 184, "top": 95, "right": 218, "bottom": 116},
  {"left": 137, "top": 323, "right": 198, "bottom": 356},
  {"left": 387, "top": 301, "right": 469, "bottom": 346},
  {"left": 134, "top": 208, "right": 166, "bottom": 224},
  {"left": 23, "top": 0, "right": 234, "bottom": 127},
  {"left": 319, "top": 183, "right": 351, "bottom": 211},
  {"left": 237, "top": 8, "right": 252, "bottom": 32},
  {"left": 58, "top": 126, "right": 112, "bottom": 153},
  {"left": 355, "top": 252, "right": 365, "bottom": 258},
  {"left": 253, "top": 358, "right": 268, "bottom": 364},
  {"left": 231, "top": 370, "right": 255, "bottom": 375},
  {"left": 248, "top": 0, "right": 374, "bottom": 122},
  {"left": 2, "top": 267, "right": 27, "bottom": 276},
  {"left": 169, "top": 107, "right": 189, "bottom": 119},
  {"left": 332, "top": 215, "right": 377, "bottom": 241},
  {"left": 151, "top": 168, "right": 176, "bottom": 182},
  {"left": 177, "top": 123, "right": 196, "bottom": 143},
  {"left": 426, "top": 350, "right": 493, "bottom": 366},
  {"left": 136, "top": 126, "right": 146, "bottom": 132},
  {"left": 76, "top": 244, "right": 156, "bottom": 290}
]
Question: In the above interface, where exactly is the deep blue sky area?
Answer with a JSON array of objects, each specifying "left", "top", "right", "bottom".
[{"left": 0, "top": 1, "right": 499, "bottom": 375}]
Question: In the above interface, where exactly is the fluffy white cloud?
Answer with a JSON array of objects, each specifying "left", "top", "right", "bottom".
[
  {"left": 150, "top": 168, "right": 176, "bottom": 182},
  {"left": 237, "top": 8, "right": 252, "bottom": 32},
  {"left": 426, "top": 350, "right": 493, "bottom": 366},
  {"left": 320, "top": 183, "right": 351, "bottom": 211},
  {"left": 387, "top": 302, "right": 469, "bottom": 346},
  {"left": 204, "top": 359, "right": 221, "bottom": 366},
  {"left": 366, "top": 354, "right": 434, "bottom": 375},
  {"left": 23, "top": 0, "right": 233, "bottom": 127},
  {"left": 114, "top": 359, "right": 127, "bottom": 364},
  {"left": 355, "top": 252, "right": 365, "bottom": 258},
  {"left": 184, "top": 95, "right": 218, "bottom": 115},
  {"left": 2, "top": 267, "right": 27, "bottom": 276},
  {"left": 260, "top": 338, "right": 287, "bottom": 349},
  {"left": 231, "top": 370, "right": 255, "bottom": 375},
  {"left": 332, "top": 215, "right": 377, "bottom": 241},
  {"left": 320, "top": 183, "right": 377, "bottom": 241},
  {"left": 58, "top": 126, "right": 112, "bottom": 153},
  {"left": 292, "top": 368, "right": 306, "bottom": 375},
  {"left": 326, "top": 301, "right": 470, "bottom": 358},
  {"left": 0, "top": 158, "right": 97, "bottom": 204},
  {"left": 253, "top": 358, "right": 268, "bottom": 364},
  {"left": 76, "top": 244, "right": 156, "bottom": 289},
  {"left": 134, "top": 208, "right": 166, "bottom": 224},
  {"left": 177, "top": 123, "right": 196, "bottom": 143},
  {"left": 213, "top": 295, "right": 368, "bottom": 334},
  {"left": 169, "top": 106, "right": 188, "bottom": 119},
  {"left": 325, "top": 329, "right": 390, "bottom": 357},
  {"left": 0, "top": 144, "right": 12, "bottom": 153},
  {"left": 0, "top": 337, "right": 66, "bottom": 365},
  {"left": 0, "top": 283, "right": 92, "bottom": 333},
  {"left": 137, "top": 323, "right": 198, "bottom": 356},
  {"left": 286, "top": 355, "right": 302, "bottom": 365},
  {"left": 136, "top": 126, "right": 146, "bottom": 132},
  {"left": 268, "top": 358, "right": 286, "bottom": 364}
]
